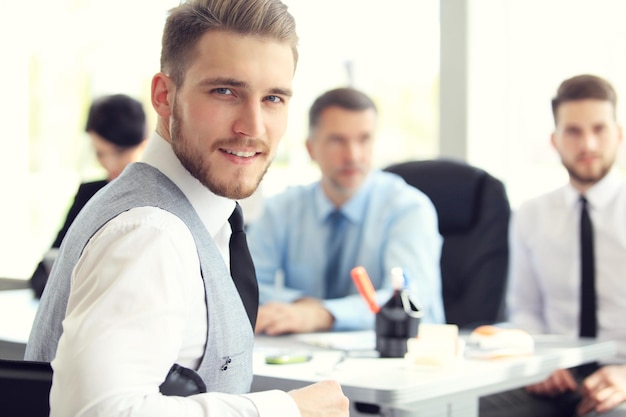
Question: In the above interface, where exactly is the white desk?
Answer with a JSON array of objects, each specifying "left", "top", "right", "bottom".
[
  {"left": 0, "top": 289, "right": 38, "bottom": 344},
  {"left": 252, "top": 332, "right": 617, "bottom": 417},
  {"left": 0, "top": 289, "right": 617, "bottom": 416}
]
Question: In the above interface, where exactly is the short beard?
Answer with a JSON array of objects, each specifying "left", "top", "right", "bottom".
[
  {"left": 170, "top": 97, "right": 270, "bottom": 199},
  {"left": 563, "top": 154, "right": 614, "bottom": 187}
]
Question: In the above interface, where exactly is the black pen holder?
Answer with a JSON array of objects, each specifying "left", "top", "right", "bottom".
[{"left": 375, "top": 290, "right": 422, "bottom": 358}]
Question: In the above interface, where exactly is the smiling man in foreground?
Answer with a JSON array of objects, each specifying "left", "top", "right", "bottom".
[{"left": 24, "top": 1, "right": 349, "bottom": 416}]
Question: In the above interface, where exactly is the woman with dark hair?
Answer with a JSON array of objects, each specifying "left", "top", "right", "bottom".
[{"left": 30, "top": 94, "right": 148, "bottom": 297}]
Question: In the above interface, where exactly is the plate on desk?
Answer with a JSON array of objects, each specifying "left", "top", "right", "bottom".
[{"left": 464, "top": 325, "right": 534, "bottom": 359}]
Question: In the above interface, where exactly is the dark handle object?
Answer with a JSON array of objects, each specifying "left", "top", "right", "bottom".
[{"left": 159, "top": 364, "right": 207, "bottom": 396}]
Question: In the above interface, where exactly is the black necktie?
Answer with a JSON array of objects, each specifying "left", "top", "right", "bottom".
[
  {"left": 579, "top": 196, "right": 596, "bottom": 338},
  {"left": 325, "top": 209, "right": 349, "bottom": 298},
  {"left": 228, "top": 203, "right": 258, "bottom": 329}
]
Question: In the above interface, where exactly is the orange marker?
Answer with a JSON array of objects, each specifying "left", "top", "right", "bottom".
[{"left": 350, "top": 266, "right": 380, "bottom": 313}]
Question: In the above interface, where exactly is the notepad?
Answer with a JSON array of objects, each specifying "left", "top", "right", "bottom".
[{"left": 295, "top": 330, "right": 376, "bottom": 351}]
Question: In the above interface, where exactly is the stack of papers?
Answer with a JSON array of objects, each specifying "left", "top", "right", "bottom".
[{"left": 405, "top": 324, "right": 461, "bottom": 368}]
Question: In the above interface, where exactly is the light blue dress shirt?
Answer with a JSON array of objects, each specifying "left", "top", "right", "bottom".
[{"left": 247, "top": 170, "right": 445, "bottom": 330}]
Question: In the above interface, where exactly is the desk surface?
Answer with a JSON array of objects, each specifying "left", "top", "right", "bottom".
[
  {"left": 0, "top": 282, "right": 618, "bottom": 415},
  {"left": 0, "top": 278, "right": 29, "bottom": 291},
  {"left": 0, "top": 285, "right": 38, "bottom": 360},
  {"left": 252, "top": 331, "right": 617, "bottom": 413}
]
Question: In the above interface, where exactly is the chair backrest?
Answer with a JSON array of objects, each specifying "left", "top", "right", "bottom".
[
  {"left": 0, "top": 359, "right": 52, "bottom": 417},
  {"left": 384, "top": 158, "right": 511, "bottom": 329}
]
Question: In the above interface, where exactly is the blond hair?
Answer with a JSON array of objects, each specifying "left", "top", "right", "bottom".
[{"left": 161, "top": 0, "right": 299, "bottom": 87}]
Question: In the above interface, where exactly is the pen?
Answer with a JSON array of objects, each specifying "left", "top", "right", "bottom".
[{"left": 350, "top": 266, "right": 381, "bottom": 313}]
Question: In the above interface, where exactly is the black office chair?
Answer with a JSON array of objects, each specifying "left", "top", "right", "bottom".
[
  {"left": 0, "top": 359, "right": 52, "bottom": 417},
  {"left": 384, "top": 158, "right": 511, "bottom": 329}
]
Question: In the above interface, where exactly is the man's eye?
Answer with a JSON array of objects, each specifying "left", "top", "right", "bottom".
[
  {"left": 328, "top": 136, "right": 343, "bottom": 144},
  {"left": 265, "top": 95, "right": 282, "bottom": 103},
  {"left": 214, "top": 88, "right": 233, "bottom": 95}
]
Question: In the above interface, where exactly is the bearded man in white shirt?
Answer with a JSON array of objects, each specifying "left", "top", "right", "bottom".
[
  {"left": 24, "top": 1, "right": 349, "bottom": 417},
  {"left": 481, "top": 75, "right": 626, "bottom": 417}
]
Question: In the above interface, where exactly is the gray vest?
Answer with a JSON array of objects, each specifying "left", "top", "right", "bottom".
[{"left": 25, "top": 163, "right": 254, "bottom": 394}]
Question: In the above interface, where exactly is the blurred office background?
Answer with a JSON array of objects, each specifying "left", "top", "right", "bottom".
[{"left": 1, "top": 0, "right": 626, "bottom": 279}]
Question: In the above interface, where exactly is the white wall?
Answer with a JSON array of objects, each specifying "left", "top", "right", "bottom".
[
  {"left": 455, "top": 0, "right": 626, "bottom": 208},
  {"left": 0, "top": 1, "right": 35, "bottom": 278}
]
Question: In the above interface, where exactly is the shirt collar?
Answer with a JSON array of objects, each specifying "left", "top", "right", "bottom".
[
  {"left": 141, "top": 131, "right": 235, "bottom": 237},
  {"left": 314, "top": 170, "right": 377, "bottom": 224},
  {"left": 563, "top": 169, "right": 623, "bottom": 211}
]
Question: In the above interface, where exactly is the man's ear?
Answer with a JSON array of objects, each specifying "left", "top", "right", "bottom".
[
  {"left": 550, "top": 132, "right": 557, "bottom": 150},
  {"left": 151, "top": 72, "right": 174, "bottom": 118},
  {"left": 305, "top": 137, "right": 316, "bottom": 161}
]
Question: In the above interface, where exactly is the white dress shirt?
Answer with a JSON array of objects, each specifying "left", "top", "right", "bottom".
[
  {"left": 507, "top": 169, "right": 626, "bottom": 362},
  {"left": 50, "top": 132, "right": 301, "bottom": 417}
]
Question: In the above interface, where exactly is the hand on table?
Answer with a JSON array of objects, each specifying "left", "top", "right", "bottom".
[
  {"left": 254, "top": 298, "right": 335, "bottom": 335},
  {"left": 525, "top": 368, "right": 578, "bottom": 397},
  {"left": 577, "top": 365, "right": 626, "bottom": 415},
  {"left": 288, "top": 380, "right": 350, "bottom": 417}
]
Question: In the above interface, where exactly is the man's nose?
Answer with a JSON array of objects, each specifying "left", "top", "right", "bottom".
[
  {"left": 581, "top": 132, "right": 600, "bottom": 150},
  {"left": 233, "top": 102, "right": 266, "bottom": 138},
  {"left": 344, "top": 141, "right": 362, "bottom": 162}
]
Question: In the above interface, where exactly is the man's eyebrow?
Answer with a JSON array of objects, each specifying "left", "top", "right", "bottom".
[
  {"left": 198, "top": 77, "right": 248, "bottom": 88},
  {"left": 269, "top": 87, "right": 293, "bottom": 98},
  {"left": 198, "top": 77, "right": 292, "bottom": 97}
]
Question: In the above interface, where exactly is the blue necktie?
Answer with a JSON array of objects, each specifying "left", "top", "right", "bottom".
[
  {"left": 325, "top": 210, "right": 349, "bottom": 298},
  {"left": 579, "top": 197, "right": 596, "bottom": 338},
  {"left": 228, "top": 203, "right": 259, "bottom": 329}
]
